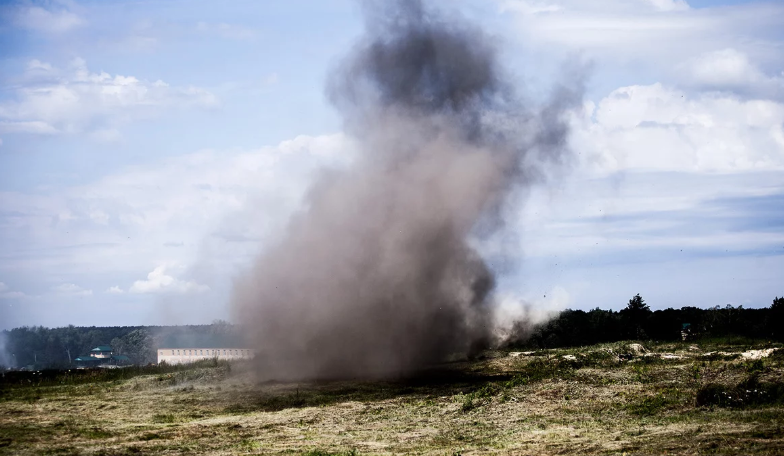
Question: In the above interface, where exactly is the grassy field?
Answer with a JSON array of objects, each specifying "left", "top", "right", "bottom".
[{"left": 1, "top": 341, "right": 783, "bottom": 455}]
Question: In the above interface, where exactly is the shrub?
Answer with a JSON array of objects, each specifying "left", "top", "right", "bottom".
[
  {"left": 696, "top": 377, "right": 784, "bottom": 408},
  {"left": 461, "top": 394, "right": 476, "bottom": 413}
]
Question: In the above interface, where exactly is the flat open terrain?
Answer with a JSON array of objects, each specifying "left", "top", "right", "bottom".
[{"left": 1, "top": 341, "right": 783, "bottom": 455}]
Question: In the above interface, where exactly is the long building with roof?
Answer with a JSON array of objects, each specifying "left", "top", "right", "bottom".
[{"left": 156, "top": 335, "right": 254, "bottom": 365}]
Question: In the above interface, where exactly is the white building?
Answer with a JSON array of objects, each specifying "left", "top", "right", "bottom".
[
  {"left": 90, "top": 345, "right": 113, "bottom": 359},
  {"left": 157, "top": 346, "right": 254, "bottom": 365}
]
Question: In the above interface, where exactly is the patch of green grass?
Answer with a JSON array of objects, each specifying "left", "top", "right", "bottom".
[
  {"left": 503, "top": 373, "right": 529, "bottom": 388},
  {"left": 455, "top": 379, "right": 512, "bottom": 412},
  {"left": 749, "top": 427, "right": 784, "bottom": 439},
  {"left": 630, "top": 364, "right": 654, "bottom": 383},
  {"left": 460, "top": 393, "right": 477, "bottom": 412},
  {"left": 687, "top": 363, "right": 703, "bottom": 382},
  {"left": 510, "top": 357, "right": 577, "bottom": 384},
  {"left": 139, "top": 433, "right": 163, "bottom": 441},
  {"left": 302, "top": 449, "right": 358, "bottom": 456},
  {"left": 695, "top": 336, "right": 775, "bottom": 350},
  {"left": 223, "top": 389, "right": 334, "bottom": 413},
  {"left": 634, "top": 354, "right": 683, "bottom": 366},
  {"left": 235, "top": 438, "right": 261, "bottom": 451},
  {"left": 75, "top": 426, "right": 113, "bottom": 439},
  {"left": 472, "top": 383, "right": 498, "bottom": 399},
  {"left": 41, "top": 445, "right": 82, "bottom": 455},
  {"left": 743, "top": 359, "right": 766, "bottom": 374},
  {"left": 574, "top": 350, "right": 620, "bottom": 368},
  {"left": 626, "top": 392, "right": 680, "bottom": 416},
  {"left": 151, "top": 413, "right": 178, "bottom": 423}
]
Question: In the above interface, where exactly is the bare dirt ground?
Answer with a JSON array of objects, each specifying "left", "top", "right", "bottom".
[{"left": 1, "top": 341, "right": 783, "bottom": 455}]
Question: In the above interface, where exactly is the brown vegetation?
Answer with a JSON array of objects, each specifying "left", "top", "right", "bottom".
[{"left": 1, "top": 341, "right": 783, "bottom": 455}]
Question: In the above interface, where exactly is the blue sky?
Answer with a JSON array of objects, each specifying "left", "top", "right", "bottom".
[{"left": 0, "top": 0, "right": 783, "bottom": 329}]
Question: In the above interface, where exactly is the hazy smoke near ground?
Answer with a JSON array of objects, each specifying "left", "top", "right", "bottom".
[
  {"left": 231, "top": 0, "right": 583, "bottom": 380},
  {"left": 0, "top": 331, "right": 11, "bottom": 369}
]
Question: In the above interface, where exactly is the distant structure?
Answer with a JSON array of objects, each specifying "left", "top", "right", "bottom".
[
  {"left": 90, "top": 345, "right": 113, "bottom": 358},
  {"left": 681, "top": 323, "right": 693, "bottom": 341},
  {"left": 156, "top": 335, "right": 254, "bottom": 365},
  {"left": 74, "top": 345, "right": 132, "bottom": 368},
  {"left": 157, "top": 347, "right": 254, "bottom": 364}
]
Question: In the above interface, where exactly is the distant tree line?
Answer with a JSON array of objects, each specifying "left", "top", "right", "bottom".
[
  {"left": 2, "top": 297, "right": 782, "bottom": 369},
  {"left": 508, "top": 295, "right": 784, "bottom": 349},
  {"left": 0, "top": 321, "right": 238, "bottom": 369}
]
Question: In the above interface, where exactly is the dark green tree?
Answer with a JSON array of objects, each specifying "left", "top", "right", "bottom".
[
  {"left": 121, "top": 329, "right": 155, "bottom": 364},
  {"left": 111, "top": 337, "right": 126, "bottom": 355},
  {"left": 620, "top": 294, "right": 651, "bottom": 340},
  {"left": 771, "top": 296, "right": 784, "bottom": 340},
  {"left": 647, "top": 307, "right": 680, "bottom": 341}
]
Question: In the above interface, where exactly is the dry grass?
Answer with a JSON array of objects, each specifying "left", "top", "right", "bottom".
[{"left": 1, "top": 341, "right": 783, "bottom": 455}]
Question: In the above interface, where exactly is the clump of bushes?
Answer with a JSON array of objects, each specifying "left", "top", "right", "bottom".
[
  {"left": 460, "top": 383, "right": 499, "bottom": 412},
  {"left": 696, "top": 376, "right": 784, "bottom": 408}
]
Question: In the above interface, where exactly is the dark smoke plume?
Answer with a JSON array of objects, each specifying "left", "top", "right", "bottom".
[{"left": 231, "top": 0, "right": 583, "bottom": 380}]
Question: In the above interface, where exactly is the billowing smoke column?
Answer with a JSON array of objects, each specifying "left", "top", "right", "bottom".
[{"left": 232, "top": 0, "right": 581, "bottom": 380}]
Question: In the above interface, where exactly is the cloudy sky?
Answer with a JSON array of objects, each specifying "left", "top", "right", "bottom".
[{"left": 0, "top": 0, "right": 782, "bottom": 330}]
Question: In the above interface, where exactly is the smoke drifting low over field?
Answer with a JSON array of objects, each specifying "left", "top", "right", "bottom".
[{"left": 232, "top": 0, "right": 583, "bottom": 380}]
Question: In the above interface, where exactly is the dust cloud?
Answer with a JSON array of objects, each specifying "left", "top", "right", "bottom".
[{"left": 231, "top": 0, "right": 583, "bottom": 380}]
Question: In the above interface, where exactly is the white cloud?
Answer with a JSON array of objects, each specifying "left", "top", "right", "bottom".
[
  {"left": 645, "top": 0, "right": 689, "bottom": 12},
  {"left": 499, "top": 1, "right": 563, "bottom": 15},
  {"left": 0, "top": 120, "right": 59, "bottom": 135},
  {"left": 0, "top": 133, "right": 352, "bottom": 311},
  {"left": 571, "top": 83, "right": 784, "bottom": 173},
  {"left": 1, "top": 291, "right": 26, "bottom": 299},
  {"left": 89, "top": 128, "right": 122, "bottom": 143},
  {"left": 129, "top": 264, "right": 209, "bottom": 294},
  {"left": 678, "top": 48, "right": 784, "bottom": 99},
  {"left": 8, "top": 2, "right": 85, "bottom": 33},
  {"left": 53, "top": 283, "right": 92, "bottom": 296},
  {"left": 519, "top": 173, "right": 784, "bottom": 259},
  {"left": 196, "top": 22, "right": 257, "bottom": 40},
  {"left": 687, "top": 48, "right": 760, "bottom": 86},
  {"left": 27, "top": 59, "right": 54, "bottom": 72},
  {"left": 0, "top": 282, "right": 26, "bottom": 300},
  {"left": 106, "top": 286, "right": 123, "bottom": 294},
  {"left": 0, "top": 58, "right": 218, "bottom": 136},
  {"left": 499, "top": 0, "right": 784, "bottom": 74}
]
